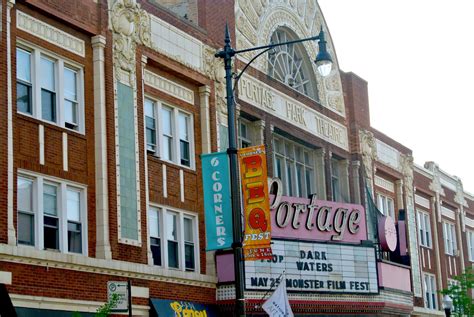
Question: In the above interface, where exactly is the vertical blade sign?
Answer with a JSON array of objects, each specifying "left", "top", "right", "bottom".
[
  {"left": 239, "top": 145, "right": 272, "bottom": 260},
  {"left": 201, "top": 152, "right": 233, "bottom": 250}
]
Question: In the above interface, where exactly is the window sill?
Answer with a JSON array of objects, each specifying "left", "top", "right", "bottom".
[
  {"left": 147, "top": 154, "right": 196, "bottom": 173},
  {"left": 16, "top": 112, "right": 86, "bottom": 138}
]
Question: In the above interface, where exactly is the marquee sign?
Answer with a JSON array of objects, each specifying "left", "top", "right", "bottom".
[
  {"left": 268, "top": 181, "right": 367, "bottom": 243},
  {"left": 245, "top": 240, "right": 378, "bottom": 294}
]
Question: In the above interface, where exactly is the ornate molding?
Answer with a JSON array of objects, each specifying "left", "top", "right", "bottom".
[
  {"left": 235, "top": 0, "right": 345, "bottom": 116},
  {"left": 144, "top": 70, "right": 194, "bottom": 104},
  {"left": 400, "top": 154, "right": 414, "bottom": 206},
  {"left": 17, "top": 11, "right": 85, "bottom": 57},
  {"left": 359, "top": 129, "right": 377, "bottom": 188},
  {"left": 110, "top": 0, "right": 151, "bottom": 86},
  {"left": 203, "top": 45, "right": 227, "bottom": 116},
  {"left": 425, "top": 162, "right": 446, "bottom": 196}
]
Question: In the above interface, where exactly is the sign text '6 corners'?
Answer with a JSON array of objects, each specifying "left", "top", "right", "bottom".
[{"left": 268, "top": 178, "right": 367, "bottom": 243}]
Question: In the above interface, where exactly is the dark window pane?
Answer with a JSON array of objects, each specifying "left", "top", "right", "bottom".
[
  {"left": 68, "top": 221, "right": 82, "bottom": 253},
  {"left": 41, "top": 89, "right": 56, "bottom": 122},
  {"left": 180, "top": 140, "right": 190, "bottom": 166},
  {"left": 168, "top": 240, "right": 178, "bottom": 268},
  {"left": 17, "top": 82, "right": 32, "bottom": 114},
  {"left": 151, "top": 237, "right": 161, "bottom": 266},
  {"left": 185, "top": 243, "right": 195, "bottom": 271},
  {"left": 18, "top": 212, "right": 34, "bottom": 246},
  {"left": 44, "top": 216, "right": 59, "bottom": 250}
]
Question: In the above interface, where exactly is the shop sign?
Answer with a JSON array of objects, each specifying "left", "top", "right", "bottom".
[
  {"left": 150, "top": 299, "right": 217, "bottom": 317},
  {"left": 239, "top": 145, "right": 272, "bottom": 260},
  {"left": 245, "top": 240, "right": 378, "bottom": 294},
  {"left": 268, "top": 181, "right": 367, "bottom": 243},
  {"left": 107, "top": 281, "right": 128, "bottom": 312},
  {"left": 201, "top": 152, "right": 233, "bottom": 250}
]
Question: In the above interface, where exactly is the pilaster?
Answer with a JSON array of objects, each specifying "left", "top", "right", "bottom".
[
  {"left": 92, "top": 35, "right": 112, "bottom": 259},
  {"left": 199, "top": 85, "right": 211, "bottom": 154}
]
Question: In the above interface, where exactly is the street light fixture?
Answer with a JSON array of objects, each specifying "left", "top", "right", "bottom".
[
  {"left": 215, "top": 24, "right": 333, "bottom": 317},
  {"left": 442, "top": 294, "right": 453, "bottom": 317}
]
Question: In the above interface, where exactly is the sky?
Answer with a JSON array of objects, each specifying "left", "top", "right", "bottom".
[{"left": 318, "top": 0, "right": 474, "bottom": 194}]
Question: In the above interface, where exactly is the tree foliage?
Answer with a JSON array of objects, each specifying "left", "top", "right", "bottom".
[{"left": 441, "top": 268, "right": 474, "bottom": 316}]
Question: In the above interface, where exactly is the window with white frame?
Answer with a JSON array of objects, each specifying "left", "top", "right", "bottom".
[
  {"left": 16, "top": 45, "right": 84, "bottom": 132},
  {"left": 16, "top": 174, "right": 87, "bottom": 254},
  {"left": 238, "top": 119, "right": 252, "bottom": 148},
  {"left": 417, "top": 210, "right": 432, "bottom": 248},
  {"left": 148, "top": 206, "right": 198, "bottom": 271},
  {"left": 273, "top": 136, "right": 315, "bottom": 198},
  {"left": 376, "top": 193, "right": 395, "bottom": 219},
  {"left": 144, "top": 98, "right": 194, "bottom": 168},
  {"left": 443, "top": 221, "right": 457, "bottom": 256},
  {"left": 423, "top": 273, "right": 437, "bottom": 309},
  {"left": 331, "top": 158, "right": 341, "bottom": 202},
  {"left": 467, "top": 231, "right": 474, "bottom": 262}
]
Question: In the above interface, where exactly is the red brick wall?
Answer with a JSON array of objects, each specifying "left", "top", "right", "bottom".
[
  {"left": 11, "top": 3, "right": 97, "bottom": 255},
  {"left": 3, "top": 261, "right": 215, "bottom": 304},
  {"left": 0, "top": 0, "right": 8, "bottom": 244}
]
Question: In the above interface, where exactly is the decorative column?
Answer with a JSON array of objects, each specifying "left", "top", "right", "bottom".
[
  {"left": 251, "top": 120, "right": 265, "bottom": 146},
  {"left": 431, "top": 196, "right": 444, "bottom": 306},
  {"left": 351, "top": 161, "right": 361, "bottom": 204},
  {"left": 455, "top": 178, "right": 467, "bottom": 272},
  {"left": 199, "top": 85, "right": 212, "bottom": 154},
  {"left": 110, "top": 0, "right": 150, "bottom": 246},
  {"left": 92, "top": 35, "right": 112, "bottom": 259},
  {"left": 340, "top": 159, "right": 350, "bottom": 203},
  {"left": 314, "top": 149, "right": 326, "bottom": 200},
  {"left": 400, "top": 153, "right": 422, "bottom": 297},
  {"left": 359, "top": 129, "right": 377, "bottom": 192},
  {"left": 7, "top": 0, "right": 16, "bottom": 245},
  {"left": 395, "top": 180, "right": 404, "bottom": 211}
]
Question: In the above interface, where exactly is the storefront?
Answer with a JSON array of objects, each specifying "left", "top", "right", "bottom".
[
  {"left": 150, "top": 299, "right": 217, "bottom": 317},
  {"left": 216, "top": 189, "right": 413, "bottom": 315}
]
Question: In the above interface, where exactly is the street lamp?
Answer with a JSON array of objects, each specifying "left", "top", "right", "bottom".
[
  {"left": 442, "top": 294, "right": 453, "bottom": 317},
  {"left": 215, "top": 24, "right": 333, "bottom": 317}
]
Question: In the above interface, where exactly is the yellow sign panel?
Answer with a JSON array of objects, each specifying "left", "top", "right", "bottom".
[{"left": 238, "top": 145, "right": 272, "bottom": 261}]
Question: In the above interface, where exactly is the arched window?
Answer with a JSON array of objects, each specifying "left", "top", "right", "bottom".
[{"left": 268, "top": 28, "right": 318, "bottom": 100}]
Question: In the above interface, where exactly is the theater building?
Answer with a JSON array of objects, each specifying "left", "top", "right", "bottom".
[
  {"left": 214, "top": 0, "right": 413, "bottom": 315},
  {"left": 0, "top": 0, "right": 473, "bottom": 316}
]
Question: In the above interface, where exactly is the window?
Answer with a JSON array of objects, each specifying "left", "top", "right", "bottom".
[
  {"left": 377, "top": 193, "right": 395, "bottom": 219},
  {"left": 423, "top": 274, "right": 437, "bottom": 310},
  {"left": 67, "top": 189, "right": 82, "bottom": 253},
  {"left": 16, "top": 173, "right": 87, "bottom": 255},
  {"left": 148, "top": 206, "right": 198, "bottom": 271},
  {"left": 238, "top": 119, "right": 252, "bottom": 148},
  {"left": 17, "top": 177, "right": 34, "bottom": 246},
  {"left": 467, "top": 231, "right": 474, "bottom": 262},
  {"left": 144, "top": 98, "right": 194, "bottom": 168},
  {"left": 273, "top": 136, "right": 314, "bottom": 198},
  {"left": 145, "top": 99, "right": 157, "bottom": 152},
  {"left": 166, "top": 212, "right": 179, "bottom": 268},
  {"left": 184, "top": 217, "right": 195, "bottom": 271},
  {"left": 267, "top": 27, "right": 318, "bottom": 100},
  {"left": 443, "top": 222, "right": 457, "bottom": 256},
  {"left": 43, "top": 183, "right": 59, "bottom": 250},
  {"left": 149, "top": 207, "right": 162, "bottom": 266},
  {"left": 417, "top": 211, "right": 432, "bottom": 248},
  {"left": 16, "top": 45, "right": 84, "bottom": 132},
  {"left": 16, "top": 48, "right": 32, "bottom": 114},
  {"left": 331, "top": 159, "right": 340, "bottom": 202}
]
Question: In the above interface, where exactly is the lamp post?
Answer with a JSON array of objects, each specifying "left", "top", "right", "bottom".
[
  {"left": 442, "top": 294, "right": 453, "bottom": 317},
  {"left": 215, "top": 24, "right": 333, "bottom": 317}
]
